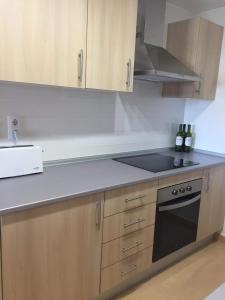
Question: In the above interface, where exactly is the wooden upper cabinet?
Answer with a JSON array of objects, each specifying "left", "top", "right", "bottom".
[
  {"left": 163, "top": 17, "right": 224, "bottom": 100},
  {"left": 197, "top": 165, "right": 225, "bottom": 241},
  {"left": 0, "top": 0, "right": 87, "bottom": 88},
  {"left": 1, "top": 194, "right": 104, "bottom": 300},
  {"left": 86, "top": 0, "right": 138, "bottom": 92}
]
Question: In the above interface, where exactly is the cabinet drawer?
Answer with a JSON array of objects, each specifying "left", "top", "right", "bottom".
[
  {"left": 102, "top": 226, "right": 154, "bottom": 268},
  {"left": 101, "top": 247, "right": 152, "bottom": 293},
  {"left": 158, "top": 170, "right": 203, "bottom": 188},
  {"left": 103, "top": 204, "right": 156, "bottom": 243},
  {"left": 104, "top": 181, "right": 157, "bottom": 217}
]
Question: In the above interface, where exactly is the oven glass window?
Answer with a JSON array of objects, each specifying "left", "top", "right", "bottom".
[{"left": 153, "top": 192, "right": 201, "bottom": 262}]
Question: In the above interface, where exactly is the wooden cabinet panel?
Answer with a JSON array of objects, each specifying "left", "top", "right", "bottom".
[
  {"left": 103, "top": 204, "right": 156, "bottom": 243},
  {"left": 86, "top": 0, "right": 138, "bottom": 92},
  {"left": 104, "top": 181, "right": 157, "bottom": 217},
  {"left": 163, "top": 17, "right": 224, "bottom": 100},
  {"left": 0, "top": 0, "right": 87, "bottom": 88},
  {"left": 198, "top": 165, "right": 225, "bottom": 241},
  {"left": 101, "top": 247, "right": 152, "bottom": 293},
  {"left": 1, "top": 194, "right": 103, "bottom": 300},
  {"left": 102, "top": 226, "right": 154, "bottom": 268},
  {"left": 158, "top": 170, "right": 203, "bottom": 189}
]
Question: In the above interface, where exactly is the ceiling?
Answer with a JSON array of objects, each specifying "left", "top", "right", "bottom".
[{"left": 168, "top": 0, "right": 225, "bottom": 13}]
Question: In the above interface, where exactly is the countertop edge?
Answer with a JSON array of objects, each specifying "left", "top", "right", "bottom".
[{"left": 2, "top": 159, "right": 225, "bottom": 215}]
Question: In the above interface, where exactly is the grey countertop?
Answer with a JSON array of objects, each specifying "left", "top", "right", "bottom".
[{"left": 1, "top": 149, "right": 225, "bottom": 214}]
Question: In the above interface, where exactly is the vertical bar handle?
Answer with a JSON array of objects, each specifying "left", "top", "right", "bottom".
[
  {"left": 126, "top": 59, "right": 132, "bottom": 88},
  {"left": 206, "top": 171, "right": 210, "bottom": 193},
  {"left": 78, "top": 49, "right": 84, "bottom": 82},
  {"left": 96, "top": 201, "right": 101, "bottom": 230}
]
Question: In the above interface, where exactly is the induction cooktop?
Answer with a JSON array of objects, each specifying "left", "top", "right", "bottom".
[{"left": 114, "top": 153, "right": 199, "bottom": 173}]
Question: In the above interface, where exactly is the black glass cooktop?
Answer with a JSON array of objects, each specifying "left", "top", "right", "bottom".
[{"left": 114, "top": 153, "right": 199, "bottom": 173}]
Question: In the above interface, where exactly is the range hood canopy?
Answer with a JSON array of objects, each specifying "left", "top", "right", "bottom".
[{"left": 134, "top": 0, "right": 200, "bottom": 83}]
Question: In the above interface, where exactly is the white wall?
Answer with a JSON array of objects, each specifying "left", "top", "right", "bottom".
[
  {"left": 0, "top": 3, "right": 190, "bottom": 162},
  {"left": 0, "top": 81, "right": 184, "bottom": 161},
  {"left": 184, "top": 7, "right": 225, "bottom": 234}
]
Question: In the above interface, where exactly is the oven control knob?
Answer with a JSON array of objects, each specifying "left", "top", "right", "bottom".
[
  {"left": 172, "top": 189, "right": 178, "bottom": 195},
  {"left": 186, "top": 186, "right": 192, "bottom": 192},
  {"left": 179, "top": 187, "right": 185, "bottom": 193}
]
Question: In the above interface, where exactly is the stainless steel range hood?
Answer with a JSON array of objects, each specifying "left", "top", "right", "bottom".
[{"left": 134, "top": 0, "right": 200, "bottom": 83}]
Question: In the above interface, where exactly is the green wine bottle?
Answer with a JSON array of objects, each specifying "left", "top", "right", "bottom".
[
  {"left": 182, "top": 124, "right": 187, "bottom": 150},
  {"left": 175, "top": 124, "right": 183, "bottom": 152},
  {"left": 184, "top": 124, "right": 193, "bottom": 152}
]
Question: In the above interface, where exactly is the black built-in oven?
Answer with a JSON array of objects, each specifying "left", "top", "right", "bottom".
[{"left": 153, "top": 179, "right": 202, "bottom": 262}]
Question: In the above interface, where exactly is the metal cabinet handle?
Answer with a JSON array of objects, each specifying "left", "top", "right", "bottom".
[
  {"left": 126, "top": 59, "right": 132, "bottom": 88},
  {"left": 122, "top": 241, "right": 143, "bottom": 253},
  {"left": 96, "top": 201, "right": 101, "bottom": 230},
  {"left": 121, "top": 264, "right": 137, "bottom": 277},
  {"left": 124, "top": 218, "right": 145, "bottom": 229},
  {"left": 125, "top": 195, "right": 145, "bottom": 203},
  {"left": 78, "top": 49, "right": 84, "bottom": 82},
  {"left": 206, "top": 171, "right": 210, "bottom": 193},
  {"left": 159, "top": 195, "right": 201, "bottom": 212},
  {"left": 195, "top": 80, "right": 202, "bottom": 94}
]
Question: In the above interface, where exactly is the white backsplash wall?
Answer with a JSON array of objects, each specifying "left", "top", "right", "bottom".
[
  {"left": 0, "top": 81, "right": 185, "bottom": 161},
  {"left": 184, "top": 7, "right": 225, "bottom": 234}
]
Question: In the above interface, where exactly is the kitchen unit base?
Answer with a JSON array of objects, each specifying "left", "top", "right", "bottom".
[{"left": 97, "top": 235, "right": 218, "bottom": 300}]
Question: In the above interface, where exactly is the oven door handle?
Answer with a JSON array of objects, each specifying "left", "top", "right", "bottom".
[{"left": 158, "top": 195, "right": 201, "bottom": 212}]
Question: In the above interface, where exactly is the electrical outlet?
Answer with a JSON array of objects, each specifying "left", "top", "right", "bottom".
[{"left": 7, "top": 116, "right": 20, "bottom": 142}]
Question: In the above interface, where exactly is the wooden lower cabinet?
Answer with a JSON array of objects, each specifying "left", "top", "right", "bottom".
[
  {"left": 104, "top": 181, "right": 157, "bottom": 217},
  {"left": 1, "top": 193, "right": 104, "bottom": 300},
  {"left": 103, "top": 203, "right": 156, "bottom": 243},
  {"left": 101, "top": 247, "right": 153, "bottom": 293},
  {"left": 102, "top": 226, "right": 154, "bottom": 268},
  {"left": 198, "top": 165, "right": 225, "bottom": 241},
  {"left": 0, "top": 168, "right": 225, "bottom": 300}
]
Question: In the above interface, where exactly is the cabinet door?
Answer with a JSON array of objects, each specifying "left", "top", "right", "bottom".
[
  {"left": 198, "top": 166, "right": 225, "bottom": 241},
  {"left": 163, "top": 17, "right": 223, "bottom": 100},
  {"left": 1, "top": 194, "right": 103, "bottom": 300},
  {"left": 0, "top": 0, "right": 87, "bottom": 88},
  {"left": 86, "top": 0, "right": 138, "bottom": 92}
]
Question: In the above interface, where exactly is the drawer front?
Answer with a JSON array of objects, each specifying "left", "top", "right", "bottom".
[
  {"left": 103, "top": 203, "right": 156, "bottom": 243},
  {"left": 158, "top": 170, "right": 203, "bottom": 188},
  {"left": 104, "top": 181, "right": 157, "bottom": 217},
  {"left": 101, "top": 247, "right": 152, "bottom": 293},
  {"left": 102, "top": 226, "right": 154, "bottom": 268}
]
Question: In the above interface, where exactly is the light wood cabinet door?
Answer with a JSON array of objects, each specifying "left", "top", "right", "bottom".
[
  {"left": 0, "top": 0, "right": 87, "bottom": 88},
  {"left": 163, "top": 17, "right": 224, "bottom": 100},
  {"left": 86, "top": 0, "right": 138, "bottom": 92},
  {"left": 198, "top": 165, "right": 225, "bottom": 241},
  {"left": 1, "top": 194, "right": 103, "bottom": 300}
]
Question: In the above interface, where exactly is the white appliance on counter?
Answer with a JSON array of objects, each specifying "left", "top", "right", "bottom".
[{"left": 0, "top": 145, "right": 43, "bottom": 179}]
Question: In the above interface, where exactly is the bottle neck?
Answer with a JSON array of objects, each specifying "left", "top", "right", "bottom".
[{"left": 187, "top": 125, "right": 191, "bottom": 133}]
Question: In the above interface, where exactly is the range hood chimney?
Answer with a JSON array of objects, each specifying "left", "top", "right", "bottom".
[{"left": 134, "top": 0, "right": 200, "bottom": 82}]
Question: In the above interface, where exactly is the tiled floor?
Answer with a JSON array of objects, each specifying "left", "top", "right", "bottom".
[{"left": 118, "top": 240, "right": 225, "bottom": 300}]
